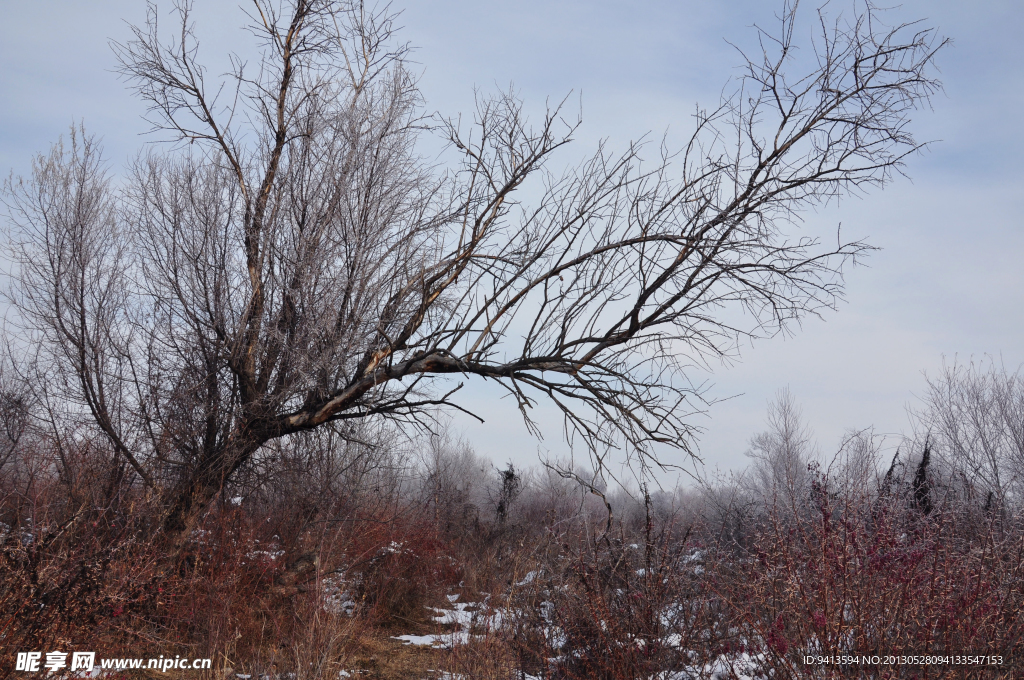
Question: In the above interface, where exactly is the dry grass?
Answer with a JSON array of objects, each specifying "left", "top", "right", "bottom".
[{"left": 4, "top": 439, "right": 1024, "bottom": 680}]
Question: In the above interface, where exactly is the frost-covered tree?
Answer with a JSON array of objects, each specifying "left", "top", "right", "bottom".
[{"left": 3, "top": 0, "right": 945, "bottom": 549}]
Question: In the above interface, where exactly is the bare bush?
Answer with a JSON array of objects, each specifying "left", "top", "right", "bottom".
[
  {"left": 715, "top": 445, "right": 1024, "bottom": 678},
  {"left": 0, "top": 435, "right": 162, "bottom": 658}
]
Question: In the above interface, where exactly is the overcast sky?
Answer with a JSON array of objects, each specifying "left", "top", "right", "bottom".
[{"left": 2, "top": 1, "right": 1022, "bottom": 481}]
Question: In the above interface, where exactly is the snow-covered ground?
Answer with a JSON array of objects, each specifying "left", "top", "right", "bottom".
[
  {"left": 377, "top": 585, "right": 776, "bottom": 680},
  {"left": 392, "top": 594, "right": 501, "bottom": 649}
]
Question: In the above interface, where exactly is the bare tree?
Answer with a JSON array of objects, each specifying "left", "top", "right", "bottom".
[
  {"left": 2, "top": 0, "right": 946, "bottom": 550},
  {"left": 744, "top": 388, "right": 815, "bottom": 512},
  {"left": 911, "top": 359, "right": 1024, "bottom": 512},
  {"left": 0, "top": 362, "right": 30, "bottom": 479}
]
